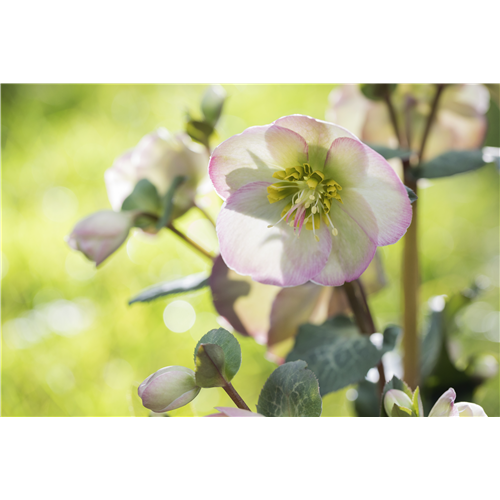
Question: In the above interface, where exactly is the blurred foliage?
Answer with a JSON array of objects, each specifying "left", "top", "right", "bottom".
[{"left": 1, "top": 84, "right": 499, "bottom": 416}]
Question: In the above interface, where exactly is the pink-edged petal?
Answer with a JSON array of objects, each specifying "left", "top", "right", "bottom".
[
  {"left": 209, "top": 124, "right": 308, "bottom": 199},
  {"left": 324, "top": 137, "right": 413, "bottom": 246},
  {"left": 209, "top": 255, "right": 280, "bottom": 344},
  {"left": 311, "top": 204, "right": 376, "bottom": 287},
  {"left": 216, "top": 407, "right": 265, "bottom": 417},
  {"left": 275, "top": 115, "right": 358, "bottom": 169},
  {"left": 217, "top": 182, "right": 332, "bottom": 287},
  {"left": 428, "top": 388, "right": 459, "bottom": 417},
  {"left": 267, "top": 282, "right": 325, "bottom": 346}
]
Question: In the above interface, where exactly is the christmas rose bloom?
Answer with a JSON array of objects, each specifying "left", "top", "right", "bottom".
[
  {"left": 428, "top": 388, "right": 488, "bottom": 417},
  {"left": 209, "top": 115, "right": 412, "bottom": 287}
]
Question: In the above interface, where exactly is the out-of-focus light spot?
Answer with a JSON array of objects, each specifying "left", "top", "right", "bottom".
[
  {"left": 345, "top": 388, "right": 358, "bottom": 401},
  {"left": 44, "top": 299, "right": 93, "bottom": 336},
  {"left": 1, "top": 252, "right": 9, "bottom": 279},
  {"left": 473, "top": 355, "right": 498, "bottom": 378},
  {"left": 417, "top": 178, "right": 433, "bottom": 189},
  {"left": 46, "top": 365, "right": 75, "bottom": 394},
  {"left": 482, "top": 147, "right": 500, "bottom": 166},
  {"left": 190, "top": 387, "right": 221, "bottom": 416},
  {"left": 369, "top": 333, "right": 383, "bottom": 348},
  {"left": 163, "top": 300, "right": 196, "bottom": 333},
  {"left": 3, "top": 313, "right": 49, "bottom": 350},
  {"left": 65, "top": 252, "right": 96, "bottom": 281},
  {"left": 483, "top": 312, "right": 500, "bottom": 342},
  {"left": 382, "top": 352, "right": 403, "bottom": 380},
  {"left": 365, "top": 367, "right": 380, "bottom": 383},
  {"left": 457, "top": 301, "right": 494, "bottom": 334},
  {"left": 42, "top": 186, "right": 78, "bottom": 223},
  {"left": 475, "top": 275, "right": 491, "bottom": 290},
  {"left": 428, "top": 295, "right": 446, "bottom": 312},
  {"left": 103, "top": 359, "right": 134, "bottom": 390},
  {"left": 216, "top": 316, "right": 234, "bottom": 332}
]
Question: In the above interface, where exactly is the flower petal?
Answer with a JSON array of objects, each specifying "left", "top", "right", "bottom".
[
  {"left": 205, "top": 407, "right": 265, "bottom": 417},
  {"left": 311, "top": 204, "right": 376, "bottom": 286},
  {"left": 217, "top": 182, "right": 332, "bottom": 287},
  {"left": 209, "top": 255, "right": 280, "bottom": 344},
  {"left": 209, "top": 124, "right": 308, "bottom": 199},
  {"left": 428, "top": 388, "right": 459, "bottom": 417},
  {"left": 456, "top": 402, "right": 488, "bottom": 417},
  {"left": 275, "top": 115, "right": 358, "bottom": 170},
  {"left": 324, "top": 137, "right": 413, "bottom": 246}
]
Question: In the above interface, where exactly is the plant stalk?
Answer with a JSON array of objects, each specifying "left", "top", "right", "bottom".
[
  {"left": 168, "top": 223, "right": 215, "bottom": 260},
  {"left": 223, "top": 382, "right": 251, "bottom": 411}
]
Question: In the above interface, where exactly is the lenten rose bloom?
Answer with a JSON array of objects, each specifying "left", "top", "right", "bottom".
[
  {"left": 428, "top": 388, "right": 488, "bottom": 417},
  {"left": 209, "top": 115, "right": 412, "bottom": 287}
]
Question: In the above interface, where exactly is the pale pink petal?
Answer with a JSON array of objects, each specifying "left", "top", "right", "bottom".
[
  {"left": 209, "top": 124, "right": 308, "bottom": 199},
  {"left": 215, "top": 407, "right": 265, "bottom": 417},
  {"left": 428, "top": 388, "right": 459, "bottom": 417},
  {"left": 311, "top": 203, "right": 376, "bottom": 286},
  {"left": 209, "top": 255, "right": 280, "bottom": 344},
  {"left": 324, "top": 137, "right": 412, "bottom": 246},
  {"left": 456, "top": 402, "right": 488, "bottom": 417},
  {"left": 267, "top": 282, "right": 325, "bottom": 346},
  {"left": 274, "top": 115, "right": 358, "bottom": 170},
  {"left": 217, "top": 182, "right": 332, "bottom": 287}
]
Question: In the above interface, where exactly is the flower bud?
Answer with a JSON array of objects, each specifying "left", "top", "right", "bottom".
[
  {"left": 104, "top": 129, "right": 209, "bottom": 219},
  {"left": 138, "top": 366, "right": 201, "bottom": 413},
  {"left": 428, "top": 388, "right": 487, "bottom": 417},
  {"left": 66, "top": 210, "right": 134, "bottom": 265},
  {"left": 384, "top": 389, "right": 413, "bottom": 417}
]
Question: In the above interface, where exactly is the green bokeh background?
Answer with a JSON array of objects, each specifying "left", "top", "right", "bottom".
[{"left": 1, "top": 84, "right": 499, "bottom": 417}]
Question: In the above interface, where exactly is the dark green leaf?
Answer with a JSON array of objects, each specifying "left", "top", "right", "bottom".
[
  {"left": 186, "top": 120, "right": 214, "bottom": 148},
  {"left": 194, "top": 328, "right": 241, "bottom": 383},
  {"left": 354, "top": 380, "right": 379, "bottom": 417},
  {"left": 201, "top": 85, "right": 226, "bottom": 126},
  {"left": 405, "top": 185, "right": 418, "bottom": 204},
  {"left": 257, "top": 361, "right": 322, "bottom": 417},
  {"left": 360, "top": 84, "right": 397, "bottom": 101},
  {"left": 156, "top": 175, "right": 187, "bottom": 230},
  {"left": 413, "top": 149, "right": 487, "bottom": 179},
  {"left": 420, "top": 310, "right": 443, "bottom": 380},
  {"left": 367, "top": 143, "right": 413, "bottom": 160},
  {"left": 121, "top": 179, "right": 161, "bottom": 214},
  {"left": 286, "top": 316, "right": 399, "bottom": 396},
  {"left": 128, "top": 272, "right": 209, "bottom": 304},
  {"left": 195, "top": 343, "right": 227, "bottom": 387}
]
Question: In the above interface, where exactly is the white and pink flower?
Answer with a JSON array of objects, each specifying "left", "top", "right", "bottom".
[{"left": 209, "top": 115, "right": 413, "bottom": 287}]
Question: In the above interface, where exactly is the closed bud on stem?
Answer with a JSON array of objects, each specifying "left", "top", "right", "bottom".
[
  {"left": 138, "top": 366, "right": 201, "bottom": 413},
  {"left": 384, "top": 389, "right": 413, "bottom": 417},
  {"left": 66, "top": 210, "right": 135, "bottom": 265}
]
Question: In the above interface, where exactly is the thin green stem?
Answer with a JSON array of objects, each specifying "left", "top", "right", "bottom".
[
  {"left": 168, "top": 223, "right": 215, "bottom": 260},
  {"left": 223, "top": 382, "right": 251, "bottom": 411},
  {"left": 418, "top": 84, "right": 446, "bottom": 161}
]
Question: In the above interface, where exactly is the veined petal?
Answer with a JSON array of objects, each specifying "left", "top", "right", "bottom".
[
  {"left": 217, "top": 182, "right": 332, "bottom": 287},
  {"left": 324, "top": 137, "right": 412, "bottom": 246},
  {"left": 311, "top": 204, "right": 376, "bottom": 286},
  {"left": 428, "top": 388, "right": 459, "bottom": 417},
  {"left": 209, "top": 124, "right": 308, "bottom": 199},
  {"left": 275, "top": 115, "right": 358, "bottom": 169}
]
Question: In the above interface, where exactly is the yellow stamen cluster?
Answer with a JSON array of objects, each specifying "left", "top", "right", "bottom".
[{"left": 266, "top": 163, "right": 343, "bottom": 238}]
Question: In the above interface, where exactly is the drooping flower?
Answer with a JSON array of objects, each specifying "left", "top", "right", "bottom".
[
  {"left": 105, "top": 128, "right": 209, "bottom": 218},
  {"left": 327, "top": 84, "right": 490, "bottom": 161},
  {"left": 209, "top": 115, "right": 412, "bottom": 287},
  {"left": 428, "top": 388, "right": 488, "bottom": 417},
  {"left": 66, "top": 210, "right": 135, "bottom": 265},
  {"left": 205, "top": 407, "right": 264, "bottom": 417},
  {"left": 138, "top": 365, "right": 201, "bottom": 413}
]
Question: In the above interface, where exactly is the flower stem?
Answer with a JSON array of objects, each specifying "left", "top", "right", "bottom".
[
  {"left": 343, "top": 280, "right": 386, "bottom": 393},
  {"left": 223, "top": 382, "right": 251, "bottom": 411},
  {"left": 168, "top": 223, "right": 215, "bottom": 260},
  {"left": 418, "top": 84, "right": 446, "bottom": 161}
]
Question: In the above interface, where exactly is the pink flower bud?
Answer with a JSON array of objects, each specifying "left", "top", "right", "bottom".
[
  {"left": 428, "top": 388, "right": 488, "bottom": 417},
  {"left": 138, "top": 366, "right": 201, "bottom": 413},
  {"left": 66, "top": 210, "right": 134, "bottom": 265},
  {"left": 384, "top": 389, "right": 413, "bottom": 417}
]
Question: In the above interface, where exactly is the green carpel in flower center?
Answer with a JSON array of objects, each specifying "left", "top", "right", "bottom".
[{"left": 266, "top": 163, "right": 343, "bottom": 241}]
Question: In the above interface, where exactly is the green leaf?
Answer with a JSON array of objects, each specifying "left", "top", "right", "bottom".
[
  {"left": 360, "top": 84, "right": 397, "bottom": 101},
  {"left": 367, "top": 143, "right": 413, "bottom": 160},
  {"left": 380, "top": 376, "right": 414, "bottom": 417},
  {"left": 121, "top": 179, "right": 161, "bottom": 214},
  {"left": 420, "top": 310, "right": 443, "bottom": 380},
  {"left": 412, "top": 149, "right": 487, "bottom": 179},
  {"left": 201, "top": 85, "right": 226, "bottom": 126},
  {"left": 391, "top": 404, "right": 413, "bottom": 417},
  {"left": 257, "top": 361, "right": 322, "bottom": 417},
  {"left": 195, "top": 343, "right": 227, "bottom": 387},
  {"left": 194, "top": 328, "right": 241, "bottom": 384},
  {"left": 405, "top": 185, "right": 418, "bottom": 204},
  {"left": 128, "top": 272, "right": 209, "bottom": 304},
  {"left": 156, "top": 175, "right": 187, "bottom": 230},
  {"left": 186, "top": 120, "right": 214, "bottom": 148},
  {"left": 285, "top": 316, "right": 399, "bottom": 396},
  {"left": 411, "top": 386, "right": 424, "bottom": 417},
  {"left": 354, "top": 380, "right": 380, "bottom": 417}
]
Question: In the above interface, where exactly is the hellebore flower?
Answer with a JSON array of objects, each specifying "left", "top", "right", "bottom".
[
  {"left": 105, "top": 128, "right": 209, "bottom": 218},
  {"left": 428, "top": 388, "right": 488, "bottom": 417},
  {"left": 138, "top": 366, "right": 201, "bottom": 413},
  {"left": 327, "top": 84, "right": 490, "bottom": 161},
  {"left": 209, "top": 115, "right": 412, "bottom": 287},
  {"left": 205, "top": 407, "right": 264, "bottom": 417},
  {"left": 66, "top": 210, "right": 135, "bottom": 265}
]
